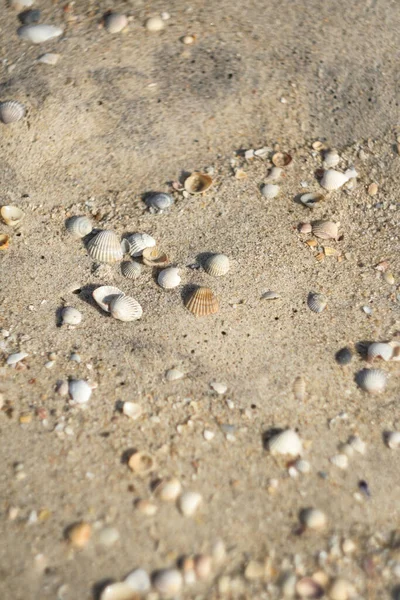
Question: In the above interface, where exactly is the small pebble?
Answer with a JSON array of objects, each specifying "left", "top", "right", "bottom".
[
  {"left": 98, "top": 526, "right": 120, "bottom": 547},
  {"left": 69, "top": 352, "right": 81, "bottom": 363},
  {"left": 104, "top": 13, "right": 128, "bottom": 34},
  {"left": 300, "top": 508, "right": 327, "bottom": 531},
  {"left": 203, "top": 429, "right": 215, "bottom": 441},
  {"left": 362, "top": 305, "right": 372, "bottom": 315},
  {"left": 152, "top": 569, "right": 183, "bottom": 596},
  {"left": 145, "top": 16, "right": 164, "bottom": 32},
  {"left": 383, "top": 271, "right": 395, "bottom": 285},
  {"left": 182, "top": 34, "right": 195, "bottom": 44},
  {"left": 124, "top": 568, "right": 151, "bottom": 593},
  {"left": 66, "top": 522, "right": 91, "bottom": 548},
  {"left": 335, "top": 347, "right": 352, "bottom": 365},
  {"left": 178, "top": 491, "right": 202, "bottom": 517},
  {"left": 194, "top": 554, "right": 212, "bottom": 580},
  {"left": 135, "top": 499, "right": 158, "bottom": 516},
  {"left": 367, "top": 182, "right": 378, "bottom": 196},
  {"left": 386, "top": 431, "right": 400, "bottom": 449},
  {"left": 154, "top": 477, "right": 182, "bottom": 501},
  {"left": 329, "top": 578, "right": 356, "bottom": 600}
]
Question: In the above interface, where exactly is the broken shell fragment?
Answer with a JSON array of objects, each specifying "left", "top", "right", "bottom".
[
  {"left": 323, "top": 150, "right": 340, "bottom": 168},
  {"left": 157, "top": 267, "right": 181, "bottom": 289},
  {"left": 145, "top": 192, "right": 174, "bottom": 211},
  {"left": 104, "top": 13, "right": 128, "bottom": 33},
  {"left": 154, "top": 477, "right": 182, "bottom": 501},
  {"left": 109, "top": 294, "right": 143, "bottom": 322},
  {"left": 299, "top": 192, "right": 325, "bottom": 208},
  {"left": 127, "top": 232, "right": 156, "bottom": 257},
  {"left": 17, "top": 24, "right": 63, "bottom": 43},
  {"left": 367, "top": 342, "right": 393, "bottom": 362},
  {"left": 320, "top": 169, "right": 349, "bottom": 191},
  {"left": 178, "top": 491, "right": 203, "bottom": 517},
  {"left": 165, "top": 368, "right": 184, "bottom": 381},
  {"left": 272, "top": 152, "right": 292, "bottom": 167},
  {"left": 204, "top": 253, "right": 230, "bottom": 277},
  {"left": 184, "top": 172, "right": 213, "bottom": 194},
  {"left": 261, "top": 183, "right": 280, "bottom": 199},
  {"left": 142, "top": 246, "right": 169, "bottom": 267},
  {"left": 267, "top": 429, "right": 303, "bottom": 457},
  {"left": 121, "top": 260, "right": 141, "bottom": 279},
  {"left": 0, "top": 101, "right": 25, "bottom": 124},
  {"left": 307, "top": 292, "right": 328, "bottom": 313},
  {"left": 68, "top": 379, "right": 92, "bottom": 404},
  {"left": 312, "top": 220, "right": 339, "bottom": 240},
  {"left": 65, "top": 216, "right": 92, "bottom": 238},
  {"left": 300, "top": 508, "right": 327, "bottom": 531},
  {"left": 86, "top": 230, "right": 123, "bottom": 264},
  {"left": 37, "top": 52, "right": 60, "bottom": 65},
  {"left": 0, "top": 234, "right": 10, "bottom": 249},
  {"left": 128, "top": 452, "right": 155, "bottom": 475},
  {"left": 185, "top": 287, "right": 219, "bottom": 317},
  {"left": 61, "top": 306, "right": 82, "bottom": 326},
  {"left": 7, "top": 352, "right": 28, "bottom": 365},
  {"left": 92, "top": 286, "right": 123, "bottom": 312},
  {"left": 356, "top": 368, "right": 387, "bottom": 394}
]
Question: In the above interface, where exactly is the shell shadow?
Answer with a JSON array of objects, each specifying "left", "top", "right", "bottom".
[
  {"left": 262, "top": 427, "right": 284, "bottom": 450},
  {"left": 121, "top": 448, "right": 138, "bottom": 465},
  {"left": 55, "top": 306, "right": 64, "bottom": 328},
  {"left": 92, "top": 579, "right": 115, "bottom": 600},
  {"left": 178, "top": 170, "right": 191, "bottom": 184},
  {"left": 180, "top": 283, "right": 200, "bottom": 304},
  {"left": 75, "top": 284, "right": 110, "bottom": 316},
  {"left": 355, "top": 341, "right": 374, "bottom": 360},
  {"left": 293, "top": 193, "right": 307, "bottom": 206},
  {"left": 196, "top": 252, "right": 214, "bottom": 266}
]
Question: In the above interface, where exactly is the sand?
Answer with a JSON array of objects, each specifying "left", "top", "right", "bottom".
[{"left": 0, "top": 1, "right": 399, "bottom": 599}]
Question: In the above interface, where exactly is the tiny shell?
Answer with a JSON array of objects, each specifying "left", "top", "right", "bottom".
[
  {"left": 154, "top": 477, "right": 182, "bottom": 501},
  {"left": 307, "top": 292, "right": 328, "bottom": 313},
  {"left": 300, "top": 508, "right": 327, "bottom": 530},
  {"left": 178, "top": 491, "right": 202, "bottom": 516},
  {"left": 7, "top": 352, "right": 28, "bottom": 365},
  {"left": 17, "top": 24, "right": 63, "bottom": 43},
  {"left": 293, "top": 376, "right": 306, "bottom": 401},
  {"left": 265, "top": 166, "right": 283, "bottom": 182},
  {"left": 142, "top": 246, "right": 169, "bottom": 267},
  {"left": 299, "top": 222, "right": 312, "bottom": 234},
  {"left": 104, "top": 13, "right": 128, "bottom": 33},
  {"left": 0, "top": 234, "right": 10, "bottom": 249},
  {"left": 204, "top": 253, "right": 230, "bottom": 277},
  {"left": 158, "top": 267, "right": 181, "bottom": 289},
  {"left": 110, "top": 294, "right": 143, "bottom": 322},
  {"left": 100, "top": 582, "right": 138, "bottom": 600},
  {"left": 145, "top": 192, "right": 174, "bottom": 211},
  {"left": 152, "top": 569, "right": 183, "bottom": 597},
  {"left": 61, "top": 306, "right": 82, "bottom": 325},
  {"left": 300, "top": 192, "right": 325, "bottom": 208},
  {"left": 330, "top": 454, "right": 349, "bottom": 470},
  {"left": 66, "top": 522, "right": 91, "bottom": 548},
  {"left": 69, "top": 379, "right": 92, "bottom": 404},
  {"left": 184, "top": 172, "right": 213, "bottom": 194},
  {"left": 320, "top": 169, "right": 349, "bottom": 191},
  {"left": 312, "top": 220, "right": 339, "bottom": 240},
  {"left": 383, "top": 271, "right": 395, "bottom": 285},
  {"left": 261, "top": 183, "right": 280, "bottom": 199},
  {"left": 185, "top": 287, "right": 219, "bottom": 317},
  {"left": 128, "top": 452, "right": 155, "bottom": 475},
  {"left": 0, "top": 101, "right": 25, "bottom": 125},
  {"left": 127, "top": 233, "right": 156, "bottom": 257},
  {"left": 124, "top": 568, "right": 151, "bottom": 593},
  {"left": 165, "top": 368, "right": 184, "bottom": 381},
  {"left": 296, "top": 577, "right": 324, "bottom": 599},
  {"left": 386, "top": 432, "right": 400, "bottom": 449},
  {"left": 1, "top": 205, "right": 24, "bottom": 226},
  {"left": 261, "top": 290, "right": 281, "bottom": 300},
  {"left": 210, "top": 381, "right": 227, "bottom": 394},
  {"left": 367, "top": 342, "right": 393, "bottom": 362},
  {"left": 65, "top": 216, "right": 92, "bottom": 238},
  {"left": 92, "top": 286, "right": 123, "bottom": 312},
  {"left": 272, "top": 152, "right": 292, "bottom": 167},
  {"left": 335, "top": 347, "right": 352, "bottom": 365},
  {"left": 98, "top": 527, "right": 120, "bottom": 547},
  {"left": 268, "top": 429, "right": 303, "bottom": 457},
  {"left": 122, "top": 402, "right": 142, "bottom": 420},
  {"left": 86, "top": 230, "right": 123, "bottom": 264},
  {"left": 37, "top": 52, "right": 60, "bottom": 65},
  {"left": 145, "top": 16, "right": 164, "bottom": 32},
  {"left": 121, "top": 260, "right": 141, "bottom": 279},
  {"left": 356, "top": 368, "right": 387, "bottom": 394},
  {"left": 323, "top": 150, "right": 340, "bottom": 168}
]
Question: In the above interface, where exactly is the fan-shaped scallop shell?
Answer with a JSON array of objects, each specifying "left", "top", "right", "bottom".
[
  {"left": 367, "top": 342, "right": 393, "bottom": 362},
  {"left": 312, "top": 220, "right": 339, "bottom": 240},
  {"left": 307, "top": 292, "right": 327, "bottom": 313},
  {"left": 0, "top": 205, "right": 24, "bottom": 226},
  {"left": 109, "top": 294, "right": 143, "bottom": 322},
  {"left": 157, "top": 267, "right": 181, "bottom": 289},
  {"left": 86, "top": 230, "right": 123, "bottom": 263},
  {"left": 145, "top": 192, "right": 174, "bottom": 211},
  {"left": 299, "top": 192, "right": 325, "bottom": 208},
  {"left": 127, "top": 232, "right": 156, "bottom": 257},
  {"left": 184, "top": 172, "right": 213, "bottom": 194},
  {"left": 142, "top": 246, "right": 169, "bottom": 267},
  {"left": 185, "top": 287, "right": 219, "bottom": 317},
  {"left": 0, "top": 101, "right": 25, "bottom": 124},
  {"left": 261, "top": 183, "right": 280, "bottom": 199},
  {"left": 204, "top": 253, "right": 230, "bottom": 277},
  {"left": 356, "top": 368, "right": 387, "bottom": 394},
  {"left": 320, "top": 169, "right": 348, "bottom": 191},
  {"left": 65, "top": 215, "right": 93, "bottom": 238},
  {"left": 267, "top": 429, "right": 303, "bottom": 457},
  {"left": 92, "top": 286, "right": 123, "bottom": 312},
  {"left": 121, "top": 260, "right": 141, "bottom": 279}
]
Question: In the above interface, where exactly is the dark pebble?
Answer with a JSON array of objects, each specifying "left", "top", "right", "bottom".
[
  {"left": 18, "top": 9, "right": 41, "bottom": 25},
  {"left": 335, "top": 347, "right": 353, "bottom": 365}
]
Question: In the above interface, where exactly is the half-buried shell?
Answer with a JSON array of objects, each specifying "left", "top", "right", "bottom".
[
  {"left": 307, "top": 292, "right": 328, "bottom": 313},
  {"left": 86, "top": 230, "right": 123, "bottom": 263},
  {"left": 185, "top": 287, "right": 219, "bottom": 317},
  {"left": 261, "top": 183, "right": 279, "bottom": 199},
  {"left": 299, "top": 192, "right": 324, "bottom": 208},
  {"left": 142, "top": 246, "right": 169, "bottom": 267},
  {"left": 127, "top": 232, "right": 156, "bottom": 257},
  {"left": 184, "top": 172, "right": 213, "bottom": 194},
  {"left": 92, "top": 286, "right": 123, "bottom": 312},
  {"left": 145, "top": 192, "right": 174, "bottom": 211},
  {"left": 109, "top": 294, "right": 143, "bottom": 322},
  {"left": 0, "top": 101, "right": 25, "bottom": 124},
  {"left": 65, "top": 215, "right": 92, "bottom": 238},
  {"left": 204, "top": 253, "right": 230, "bottom": 277},
  {"left": 367, "top": 342, "right": 393, "bottom": 362}
]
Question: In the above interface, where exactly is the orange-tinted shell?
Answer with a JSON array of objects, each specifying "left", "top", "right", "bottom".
[{"left": 185, "top": 287, "right": 219, "bottom": 317}]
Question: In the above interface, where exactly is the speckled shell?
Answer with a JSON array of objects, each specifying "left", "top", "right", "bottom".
[
  {"left": 204, "top": 253, "right": 230, "bottom": 277},
  {"left": 17, "top": 24, "right": 63, "bottom": 43},
  {"left": 142, "top": 246, "right": 169, "bottom": 267},
  {"left": 312, "top": 220, "right": 339, "bottom": 240},
  {"left": 0, "top": 205, "right": 24, "bottom": 226},
  {"left": 68, "top": 379, "right": 92, "bottom": 404},
  {"left": 86, "top": 230, "right": 123, "bottom": 263},
  {"left": 261, "top": 183, "right": 279, "bottom": 199},
  {"left": 367, "top": 342, "right": 393, "bottom": 362},
  {"left": 184, "top": 172, "right": 213, "bottom": 194},
  {"left": 127, "top": 232, "right": 156, "bottom": 257},
  {"left": 320, "top": 169, "right": 348, "bottom": 191},
  {"left": 121, "top": 260, "right": 141, "bottom": 279},
  {"left": 356, "top": 368, "right": 387, "bottom": 394},
  {"left": 92, "top": 286, "right": 123, "bottom": 312},
  {"left": 65, "top": 215, "right": 93, "bottom": 238},
  {"left": 0, "top": 101, "right": 25, "bottom": 124},
  {"left": 104, "top": 13, "right": 128, "bottom": 33},
  {"left": 109, "top": 294, "right": 143, "bottom": 322},
  {"left": 267, "top": 429, "right": 303, "bottom": 457},
  {"left": 157, "top": 267, "right": 181, "bottom": 289},
  {"left": 307, "top": 292, "right": 328, "bottom": 313},
  {"left": 185, "top": 287, "right": 219, "bottom": 317},
  {"left": 145, "top": 192, "right": 174, "bottom": 211}
]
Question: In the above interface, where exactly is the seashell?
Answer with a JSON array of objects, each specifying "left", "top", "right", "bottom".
[
  {"left": 92, "top": 286, "right": 123, "bottom": 312},
  {"left": 109, "top": 294, "right": 143, "bottom": 322},
  {"left": 165, "top": 368, "right": 184, "bottom": 381},
  {"left": 185, "top": 286, "right": 219, "bottom": 317},
  {"left": 272, "top": 152, "right": 292, "bottom": 167},
  {"left": 323, "top": 246, "right": 339, "bottom": 256},
  {"left": 347, "top": 435, "right": 366, "bottom": 454},
  {"left": 295, "top": 459, "right": 311, "bottom": 474},
  {"left": 184, "top": 172, "right": 213, "bottom": 194},
  {"left": 320, "top": 169, "right": 349, "bottom": 191},
  {"left": 265, "top": 166, "right": 283, "bottom": 182},
  {"left": 61, "top": 306, "right": 82, "bottom": 325},
  {"left": 17, "top": 24, "right": 63, "bottom": 43},
  {"left": 37, "top": 52, "right": 60, "bottom": 65},
  {"left": 312, "top": 220, "right": 339, "bottom": 240},
  {"left": 98, "top": 527, "right": 120, "bottom": 547},
  {"left": 330, "top": 454, "right": 349, "bottom": 470},
  {"left": 7, "top": 352, "right": 28, "bottom": 365},
  {"left": 383, "top": 271, "right": 395, "bottom": 285},
  {"left": 157, "top": 267, "right": 181, "bottom": 289},
  {"left": 145, "top": 192, "right": 174, "bottom": 211},
  {"left": 204, "top": 253, "right": 230, "bottom": 277},
  {"left": 68, "top": 379, "right": 92, "bottom": 404},
  {"left": 127, "top": 232, "right": 156, "bottom": 257},
  {"left": 385, "top": 432, "right": 400, "bottom": 450},
  {"left": 145, "top": 16, "right": 165, "bottom": 32},
  {"left": 261, "top": 290, "right": 281, "bottom": 300},
  {"left": 152, "top": 569, "right": 183, "bottom": 596},
  {"left": 299, "top": 222, "right": 312, "bottom": 234},
  {"left": 356, "top": 368, "right": 387, "bottom": 394},
  {"left": 296, "top": 577, "right": 324, "bottom": 599},
  {"left": 329, "top": 578, "right": 356, "bottom": 600},
  {"left": 0, "top": 100, "right": 25, "bottom": 125},
  {"left": 268, "top": 429, "right": 303, "bottom": 457},
  {"left": 0, "top": 205, "right": 24, "bottom": 226},
  {"left": 124, "top": 568, "right": 151, "bottom": 594},
  {"left": 104, "top": 13, "right": 128, "bottom": 33},
  {"left": 178, "top": 491, "right": 202, "bottom": 517},
  {"left": 135, "top": 499, "right": 158, "bottom": 516},
  {"left": 154, "top": 477, "right": 182, "bottom": 501},
  {"left": 300, "top": 507, "right": 327, "bottom": 531},
  {"left": 299, "top": 192, "right": 325, "bottom": 208},
  {"left": 307, "top": 292, "right": 328, "bottom": 313},
  {"left": 194, "top": 554, "right": 212, "bottom": 580},
  {"left": 0, "top": 234, "right": 10, "bottom": 249},
  {"left": 293, "top": 376, "right": 306, "bottom": 401},
  {"left": 335, "top": 347, "right": 352, "bottom": 365},
  {"left": 261, "top": 183, "right": 280, "bottom": 198},
  {"left": 367, "top": 342, "right": 393, "bottom": 362},
  {"left": 100, "top": 582, "right": 139, "bottom": 600},
  {"left": 142, "top": 246, "right": 169, "bottom": 267},
  {"left": 323, "top": 150, "right": 340, "bottom": 168},
  {"left": 86, "top": 230, "right": 123, "bottom": 264},
  {"left": 128, "top": 451, "right": 155, "bottom": 475},
  {"left": 210, "top": 381, "right": 227, "bottom": 394},
  {"left": 121, "top": 260, "right": 141, "bottom": 280},
  {"left": 122, "top": 402, "right": 142, "bottom": 420},
  {"left": 66, "top": 521, "right": 92, "bottom": 548},
  {"left": 65, "top": 216, "right": 92, "bottom": 238}
]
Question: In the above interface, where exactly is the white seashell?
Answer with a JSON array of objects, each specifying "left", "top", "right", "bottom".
[
  {"left": 356, "top": 368, "right": 387, "bottom": 394},
  {"left": 157, "top": 267, "right": 181, "bottom": 289},
  {"left": 320, "top": 169, "right": 349, "bottom": 191},
  {"left": 204, "top": 254, "right": 230, "bottom": 277},
  {"left": 367, "top": 342, "right": 393, "bottom": 362},
  {"left": 210, "top": 381, "right": 227, "bottom": 394},
  {"left": 61, "top": 306, "right": 82, "bottom": 325},
  {"left": 100, "top": 582, "right": 139, "bottom": 600},
  {"left": 0, "top": 101, "right": 25, "bottom": 124},
  {"left": 68, "top": 379, "right": 92, "bottom": 404},
  {"left": 300, "top": 507, "right": 327, "bottom": 530},
  {"left": 261, "top": 290, "right": 281, "bottom": 300},
  {"left": 92, "top": 286, "right": 123, "bottom": 312},
  {"left": 145, "top": 192, "right": 174, "bottom": 211},
  {"left": 122, "top": 402, "right": 142, "bottom": 420},
  {"left": 109, "top": 294, "right": 142, "bottom": 322},
  {"left": 268, "top": 429, "right": 303, "bottom": 457},
  {"left": 344, "top": 167, "right": 358, "bottom": 180},
  {"left": 265, "top": 166, "right": 283, "bottom": 182},
  {"left": 10, "top": 0, "right": 34, "bottom": 9},
  {"left": 323, "top": 150, "right": 340, "bottom": 168},
  {"left": 37, "top": 52, "right": 60, "bottom": 65},
  {"left": 104, "top": 13, "right": 128, "bottom": 34},
  {"left": 261, "top": 183, "right": 280, "bottom": 198},
  {"left": 295, "top": 459, "right": 311, "bottom": 474},
  {"left": 7, "top": 352, "right": 28, "bottom": 365},
  {"left": 165, "top": 368, "right": 184, "bottom": 381},
  {"left": 65, "top": 216, "right": 92, "bottom": 238},
  {"left": 86, "top": 230, "right": 123, "bottom": 263},
  {"left": 178, "top": 491, "right": 202, "bottom": 517},
  {"left": 124, "top": 568, "right": 151, "bottom": 594},
  {"left": 348, "top": 435, "right": 366, "bottom": 455},
  {"left": 385, "top": 432, "right": 400, "bottom": 450},
  {"left": 17, "top": 24, "right": 63, "bottom": 43},
  {"left": 127, "top": 232, "right": 156, "bottom": 257},
  {"left": 154, "top": 477, "right": 182, "bottom": 501},
  {"left": 128, "top": 451, "right": 155, "bottom": 475},
  {"left": 0, "top": 205, "right": 24, "bottom": 226},
  {"left": 330, "top": 454, "right": 349, "bottom": 470},
  {"left": 145, "top": 16, "right": 165, "bottom": 32},
  {"left": 121, "top": 260, "right": 141, "bottom": 279},
  {"left": 152, "top": 569, "right": 183, "bottom": 597},
  {"left": 307, "top": 292, "right": 328, "bottom": 313}
]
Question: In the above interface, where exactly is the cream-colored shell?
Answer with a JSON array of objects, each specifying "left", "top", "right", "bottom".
[
  {"left": 0, "top": 205, "right": 24, "bottom": 226},
  {"left": 65, "top": 215, "right": 92, "bottom": 238},
  {"left": 157, "top": 267, "right": 181, "bottom": 289},
  {"left": 154, "top": 477, "right": 182, "bottom": 501},
  {"left": 320, "top": 169, "right": 349, "bottom": 191},
  {"left": 61, "top": 306, "right": 82, "bottom": 325},
  {"left": 386, "top": 432, "right": 400, "bottom": 449},
  {"left": 121, "top": 260, "right": 141, "bottom": 279},
  {"left": 17, "top": 24, "right": 63, "bottom": 43},
  {"left": 152, "top": 569, "right": 183, "bottom": 596},
  {"left": 356, "top": 368, "right": 387, "bottom": 394},
  {"left": 127, "top": 232, "right": 156, "bottom": 257},
  {"left": 128, "top": 452, "right": 155, "bottom": 475},
  {"left": 184, "top": 172, "right": 213, "bottom": 194},
  {"left": 330, "top": 454, "right": 349, "bottom": 469},
  {"left": 0, "top": 101, "right": 25, "bottom": 124},
  {"left": 204, "top": 254, "right": 230, "bottom": 277},
  {"left": 178, "top": 491, "right": 202, "bottom": 517},
  {"left": 68, "top": 379, "right": 92, "bottom": 404},
  {"left": 261, "top": 183, "right": 280, "bottom": 199},
  {"left": 124, "top": 568, "right": 151, "bottom": 593},
  {"left": 300, "top": 507, "right": 327, "bottom": 530},
  {"left": 86, "top": 230, "right": 123, "bottom": 263},
  {"left": 267, "top": 429, "right": 303, "bottom": 457},
  {"left": 109, "top": 294, "right": 143, "bottom": 321},
  {"left": 92, "top": 286, "right": 123, "bottom": 312},
  {"left": 100, "top": 582, "right": 139, "bottom": 600}
]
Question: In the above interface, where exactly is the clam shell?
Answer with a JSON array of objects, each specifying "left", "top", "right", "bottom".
[
  {"left": 184, "top": 172, "right": 213, "bottom": 194},
  {"left": 178, "top": 491, "right": 202, "bottom": 517},
  {"left": 307, "top": 292, "right": 328, "bottom": 313},
  {"left": 17, "top": 24, "right": 63, "bottom": 43},
  {"left": 0, "top": 101, "right": 25, "bottom": 124},
  {"left": 185, "top": 287, "right": 219, "bottom": 317},
  {"left": 68, "top": 379, "right": 92, "bottom": 404},
  {"left": 145, "top": 192, "right": 174, "bottom": 211},
  {"left": 86, "top": 230, "right": 123, "bottom": 263},
  {"left": 0, "top": 205, "right": 24, "bottom": 226},
  {"left": 272, "top": 152, "right": 292, "bottom": 167},
  {"left": 320, "top": 169, "right": 348, "bottom": 191},
  {"left": 154, "top": 477, "right": 182, "bottom": 501},
  {"left": 204, "top": 253, "right": 230, "bottom": 277},
  {"left": 293, "top": 376, "right": 306, "bottom": 401},
  {"left": 121, "top": 260, "right": 141, "bottom": 279},
  {"left": 299, "top": 507, "right": 327, "bottom": 530},
  {"left": 356, "top": 368, "right": 387, "bottom": 394},
  {"left": 100, "top": 582, "right": 139, "bottom": 600},
  {"left": 312, "top": 220, "right": 339, "bottom": 240},
  {"left": 157, "top": 267, "right": 181, "bottom": 289},
  {"left": 323, "top": 150, "right": 340, "bottom": 168},
  {"left": 127, "top": 232, "right": 156, "bottom": 257},
  {"left": 109, "top": 294, "right": 143, "bottom": 322},
  {"left": 261, "top": 183, "right": 280, "bottom": 199},
  {"left": 152, "top": 569, "right": 183, "bottom": 596},
  {"left": 142, "top": 246, "right": 169, "bottom": 267},
  {"left": 65, "top": 215, "right": 92, "bottom": 238},
  {"left": 124, "top": 568, "right": 151, "bottom": 593},
  {"left": 299, "top": 192, "right": 325, "bottom": 208},
  {"left": 66, "top": 522, "right": 92, "bottom": 548},
  {"left": 128, "top": 451, "right": 155, "bottom": 475},
  {"left": 367, "top": 342, "right": 393, "bottom": 362},
  {"left": 104, "top": 13, "right": 128, "bottom": 33},
  {"left": 299, "top": 222, "right": 312, "bottom": 234},
  {"left": 267, "top": 429, "right": 303, "bottom": 457},
  {"left": 61, "top": 306, "right": 82, "bottom": 325},
  {"left": 0, "top": 234, "right": 10, "bottom": 249},
  {"left": 92, "top": 286, "right": 123, "bottom": 312},
  {"left": 385, "top": 432, "right": 400, "bottom": 450}
]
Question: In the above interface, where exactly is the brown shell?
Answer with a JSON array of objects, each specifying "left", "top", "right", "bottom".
[
  {"left": 0, "top": 234, "right": 10, "bottom": 249},
  {"left": 142, "top": 246, "right": 169, "bottom": 267},
  {"left": 184, "top": 172, "right": 213, "bottom": 194},
  {"left": 185, "top": 287, "right": 219, "bottom": 317}
]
